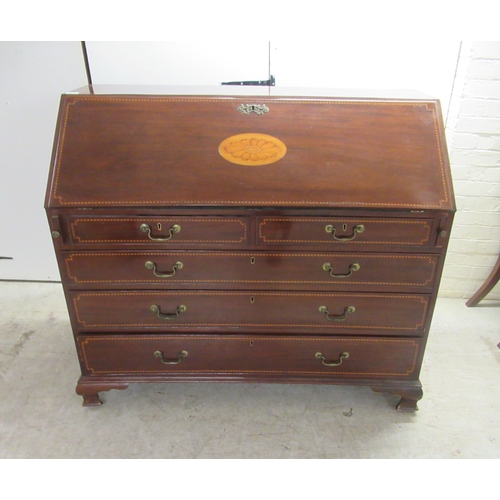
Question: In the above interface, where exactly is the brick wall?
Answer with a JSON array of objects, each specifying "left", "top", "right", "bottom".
[{"left": 441, "top": 41, "right": 500, "bottom": 299}]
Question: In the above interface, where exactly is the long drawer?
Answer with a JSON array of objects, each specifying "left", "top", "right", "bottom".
[
  {"left": 257, "top": 217, "right": 435, "bottom": 248},
  {"left": 77, "top": 334, "right": 421, "bottom": 379},
  {"left": 67, "top": 216, "right": 249, "bottom": 247},
  {"left": 61, "top": 251, "right": 438, "bottom": 291},
  {"left": 70, "top": 291, "right": 430, "bottom": 335}
]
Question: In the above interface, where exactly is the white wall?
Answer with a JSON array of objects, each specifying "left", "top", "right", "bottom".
[
  {"left": 270, "top": 41, "right": 460, "bottom": 119},
  {"left": 440, "top": 41, "right": 500, "bottom": 300},
  {"left": 0, "top": 42, "right": 87, "bottom": 281}
]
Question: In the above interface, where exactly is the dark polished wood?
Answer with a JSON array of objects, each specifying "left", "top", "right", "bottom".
[
  {"left": 257, "top": 217, "right": 436, "bottom": 247},
  {"left": 75, "top": 379, "right": 129, "bottom": 407},
  {"left": 67, "top": 216, "right": 250, "bottom": 247},
  {"left": 61, "top": 250, "right": 439, "bottom": 292},
  {"left": 45, "top": 86, "right": 455, "bottom": 409},
  {"left": 371, "top": 382, "right": 424, "bottom": 412},
  {"left": 77, "top": 334, "right": 421, "bottom": 378},
  {"left": 47, "top": 93, "right": 454, "bottom": 212},
  {"left": 69, "top": 290, "right": 430, "bottom": 335}
]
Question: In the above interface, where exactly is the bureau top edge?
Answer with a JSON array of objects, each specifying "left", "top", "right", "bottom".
[{"left": 68, "top": 84, "right": 436, "bottom": 101}]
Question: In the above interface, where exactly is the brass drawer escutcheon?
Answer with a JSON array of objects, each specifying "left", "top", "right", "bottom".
[
  {"left": 325, "top": 224, "right": 365, "bottom": 241},
  {"left": 145, "top": 260, "right": 183, "bottom": 278},
  {"left": 322, "top": 262, "right": 360, "bottom": 278},
  {"left": 315, "top": 351, "right": 349, "bottom": 367},
  {"left": 140, "top": 223, "right": 181, "bottom": 241},
  {"left": 237, "top": 104, "right": 269, "bottom": 115},
  {"left": 319, "top": 305, "right": 355, "bottom": 321}
]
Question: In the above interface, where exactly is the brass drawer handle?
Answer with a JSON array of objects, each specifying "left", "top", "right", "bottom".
[
  {"left": 322, "top": 262, "right": 360, "bottom": 278},
  {"left": 325, "top": 224, "right": 365, "bottom": 241},
  {"left": 150, "top": 304, "right": 187, "bottom": 320},
  {"left": 315, "top": 351, "right": 349, "bottom": 367},
  {"left": 154, "top": 350, "right": 188, "bottom": 365},
  {"left": 145, "top": 260, "right": 183, "bottom": 278},
  {"left": 319, "top": 305, "right": 355, "bottom": 321},
  {"left": 140, "top": 223, "right": 181, "bottom": 241}
]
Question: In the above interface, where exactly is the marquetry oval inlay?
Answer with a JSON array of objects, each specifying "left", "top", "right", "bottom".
[{"left": 218, "top": 133, "right": 287, "bottom": 166}]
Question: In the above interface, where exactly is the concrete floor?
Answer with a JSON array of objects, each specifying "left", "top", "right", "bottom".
[{"left": 0, "top": 281, "right": 499, "bottom": 459}]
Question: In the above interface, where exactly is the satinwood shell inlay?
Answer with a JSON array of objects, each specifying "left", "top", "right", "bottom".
[{"left": 218, "top": 133, "right": 287, "bottom": 166}]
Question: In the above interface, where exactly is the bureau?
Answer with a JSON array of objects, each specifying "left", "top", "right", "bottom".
[{"left": 45, "top": 85, "right": 455, "bottom": 410}]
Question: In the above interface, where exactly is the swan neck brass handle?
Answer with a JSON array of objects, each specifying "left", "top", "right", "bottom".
[
  {"left": 319, "top": 305, "right": 355, "bottom": 321},
  {"left": 145, "top": 261, "right": 183, "bottom": 278},
  {"left": 140, "top": 223, "right": 181, "bottom": 241},
  {"left": 322, "top": 262, "right": 360, "bottom": 278},
  {"left": 154, "top": 350, "right": 188, "bottom": 365},
  {"left": 315, "top": 351, "right": 349, "bottom": 367},
  {"left": 150, "top": 304, "right": 187, "bottom": 320},
  {"left": 325, "top": 224, "right": 364, "bottom": 241}
]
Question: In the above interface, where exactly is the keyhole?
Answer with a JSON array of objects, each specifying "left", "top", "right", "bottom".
[
  {"left": 250, "top": 257, "right": 256, "bottom": 265},
  {"left": 250, "top": 340, "right": 254, "bottom": 347},
  {"left": 250, "top": 296, "right": 255, "bottom": 304},
  {"left": 157, "top": 223, "right": 162, "bottom": 231},
  {"left": 342, "top": 223, "right": 347, "bottom": 232}
]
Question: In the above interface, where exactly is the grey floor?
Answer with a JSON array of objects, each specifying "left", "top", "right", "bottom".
[{"left": 0, "top": 281, "right": 499, "bottom": 459}]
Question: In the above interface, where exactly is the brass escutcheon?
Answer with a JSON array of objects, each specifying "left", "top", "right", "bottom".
[{"left": 237, "top": 104, "right": 269, "bottom": 115}]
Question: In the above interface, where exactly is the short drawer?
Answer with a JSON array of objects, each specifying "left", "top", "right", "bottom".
[
  {"left": 257, "top": 217, "right": 435, "bottom": 248},
  {"left": 62, "top": 251, "right": 439, "bottom": 292},
  {"left": 67, "top": 216, "right": 249, "bottom": 247},
  {"left": 77, "top": 334, "right": 421, "bottom": 379},
  {"left": 70, "top": 291, "right": 430, "bottom": 336}
]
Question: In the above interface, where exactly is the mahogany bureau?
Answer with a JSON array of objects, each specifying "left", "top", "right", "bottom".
[{"left": 45, "top": 85, "right": 455, "bottom": 410}]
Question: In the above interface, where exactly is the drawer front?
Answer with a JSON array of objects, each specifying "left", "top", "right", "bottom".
[
  {"left": 67, "top": 217, "right": 249, "bottom": 246},
  {"left": 77, "top": 334, "right": 421, "bottom": 379},
  {"left": 70, "top": 291, "right": 430, "bottom": 335},
  {"left": 62, "top": 251, "right": 438, "bottom": 291},
  {"left": 257, "top": 217, "right": 435, "bottom": 247}
]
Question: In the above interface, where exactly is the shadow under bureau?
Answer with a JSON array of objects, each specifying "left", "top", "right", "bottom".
[{"left": 45, "top": 85, "right": 455, "bottom": 410}]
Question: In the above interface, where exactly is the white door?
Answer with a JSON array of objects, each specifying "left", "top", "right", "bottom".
[{"left": 0, "top": 42, "right": 87, "bottom": 281}]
